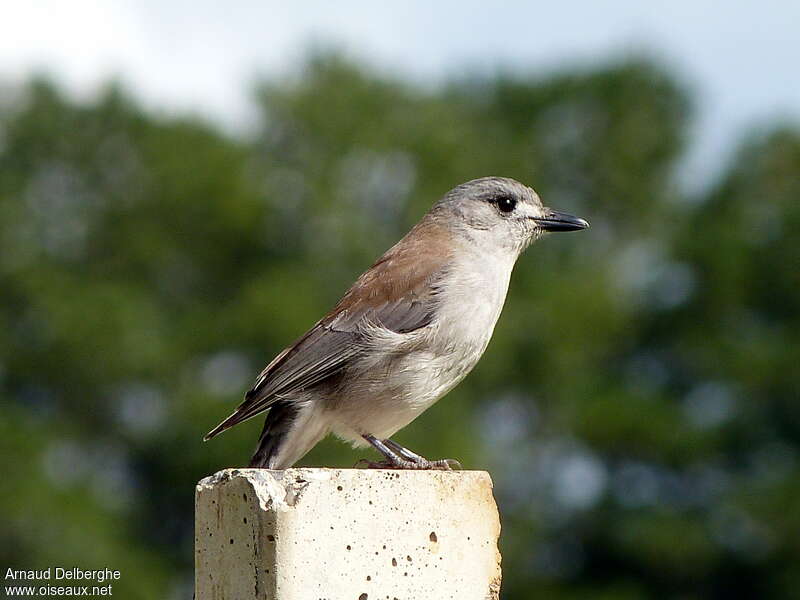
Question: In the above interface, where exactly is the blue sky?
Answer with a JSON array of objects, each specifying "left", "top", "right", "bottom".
[{"left": 2, "top": 1, "right": 799, "bottom": 190}]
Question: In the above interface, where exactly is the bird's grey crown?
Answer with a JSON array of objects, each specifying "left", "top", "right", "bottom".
[{"left": 436, "top": 176, "right": 541, "bottom": 209}]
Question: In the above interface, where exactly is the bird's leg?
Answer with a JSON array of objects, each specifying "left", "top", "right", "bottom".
[
  {"left": 357, "top": 435, "right": 417, "bottom": 469},
  {"left": 382, "top": 438, "right": 427, "bottom": 462},
  {"left": 356, "top": 434, "right": 460, "bottom": 470}
]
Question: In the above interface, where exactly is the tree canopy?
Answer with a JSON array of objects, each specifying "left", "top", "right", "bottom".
[{"left": 1, "top": 54, "right": 798, "bottom": 598}]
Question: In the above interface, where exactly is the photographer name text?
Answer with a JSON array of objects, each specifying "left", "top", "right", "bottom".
[{"left": 4, "top": 567, "right": 120, "bottom": 597}]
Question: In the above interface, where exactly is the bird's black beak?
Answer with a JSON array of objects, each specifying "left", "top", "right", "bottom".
[{"left": 533, "top": 210, "right": 590, "bottom": 232}]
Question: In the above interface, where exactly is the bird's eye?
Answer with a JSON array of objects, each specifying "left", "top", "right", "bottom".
[{"left": 495, "top": 195, "right": 517, "bottom": 214}]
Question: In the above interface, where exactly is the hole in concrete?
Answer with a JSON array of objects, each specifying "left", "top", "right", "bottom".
[
  {"left": 429, "top": 532, "right": 437, "bottom": 542},
  {"left": 346, "top": 545, "right": 352, "bottom": 551},
  {"left": 267, "top": 535, "right": 275, "bottom": 542},
  {"left": 243, "top": 493, "right": 248, "bottom": 502},
  {"left": 358, "top": 594, "right": 368, "bottom": 600},
  {"left": 229, "top": 539, "right": 234, "bottom": 545},
  {"left": 391, "top": 558, "right": 397, "bottom": 567},
  {"left": 243, "top": 517, "right": 248, "bottom": 524},
  {"left": 366, "top": 575, "right": 371, "bottom": 581},
  {"left": 406, "top": 555, "right": 412, "bottom": 562},
  {"left": 337, "top": 485, "right": 343, "bottom": 491}
]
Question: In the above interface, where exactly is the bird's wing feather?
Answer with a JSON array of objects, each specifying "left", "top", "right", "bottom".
[{"left": 204, "top": 220, "right": 454, "bottom": 440}]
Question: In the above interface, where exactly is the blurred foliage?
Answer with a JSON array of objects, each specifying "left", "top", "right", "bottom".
[{"left": 0, "top": 53, "right": 798, "bottom": 599}]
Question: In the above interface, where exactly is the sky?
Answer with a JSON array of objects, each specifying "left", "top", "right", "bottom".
[{"left": 2, "top": 1, "right": 799, "bottom": 191}]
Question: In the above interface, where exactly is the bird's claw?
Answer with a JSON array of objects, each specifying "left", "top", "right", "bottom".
[{"left": 433, "top": 458, "right": 462, "bottom": 470}]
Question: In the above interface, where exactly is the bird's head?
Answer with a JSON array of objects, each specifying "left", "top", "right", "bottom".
[{"left": 431, "top": 176, "right": 589, "bottom": 257}]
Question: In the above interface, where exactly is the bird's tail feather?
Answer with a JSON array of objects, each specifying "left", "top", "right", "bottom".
[
  {"left": 203, "top": 389, "right": 275, "bottom": 441},
  {"left": 249, "top": 402, "right": 299, "bottom": 468}
]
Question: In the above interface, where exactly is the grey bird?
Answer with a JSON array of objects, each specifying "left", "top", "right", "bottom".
[{"left": 204, "top": 177, "right": 588, "bottom": 469}]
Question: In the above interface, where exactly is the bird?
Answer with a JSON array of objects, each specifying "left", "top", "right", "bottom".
[{"left": 204, "top": 176, "right": 588, "bottom": 470}]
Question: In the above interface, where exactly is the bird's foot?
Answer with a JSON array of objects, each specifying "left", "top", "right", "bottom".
[
  {"left": 354, "top": 456, "right": 461, "bottom": 470},
  {"left": 357, "top": 435, "right": 461, "bottom": 471},
  {"left": 355, "top": 457, "right": 460, "bottom": 470}
]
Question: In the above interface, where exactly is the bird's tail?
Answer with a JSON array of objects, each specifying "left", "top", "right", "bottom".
[{"left": 249, "top": 401, "right": 300, "bottom": 468}]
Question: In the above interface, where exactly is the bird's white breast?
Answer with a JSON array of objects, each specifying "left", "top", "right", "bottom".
[
  {"left": 328, "top": 241, "right": 517, "bottom": 443},
  {"left": 419, "top": 242, "right": 516, "bottom": 401}
]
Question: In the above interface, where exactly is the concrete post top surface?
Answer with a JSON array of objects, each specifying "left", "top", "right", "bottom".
[
  {"left": 197, "top": 467, "right": 496, "bottom": 504},
  {"left": 195, "top": 467, "right": 502, "bottom": 599}
]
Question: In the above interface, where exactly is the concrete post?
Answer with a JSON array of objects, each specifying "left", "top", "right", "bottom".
[{"left": 195, "top": 468, "right": 501, "bottom": 599}]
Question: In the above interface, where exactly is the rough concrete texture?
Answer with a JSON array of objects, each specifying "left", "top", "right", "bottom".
[{"left": 195, "top": 468, "right": 501, "bottom": 600}]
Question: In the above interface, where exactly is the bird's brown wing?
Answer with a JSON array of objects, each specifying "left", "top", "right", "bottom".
[{"left": 203, "top": 221, "right": 454, "bottom": 440}]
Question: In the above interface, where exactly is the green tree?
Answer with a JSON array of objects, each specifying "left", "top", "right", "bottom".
[{"left": 0, "top": 55, "right": 798, "bottom": 599}]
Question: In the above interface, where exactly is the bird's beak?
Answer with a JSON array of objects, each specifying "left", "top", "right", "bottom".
[{"left": 533, "top": 209, "right": 590, "bottom": 232}]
